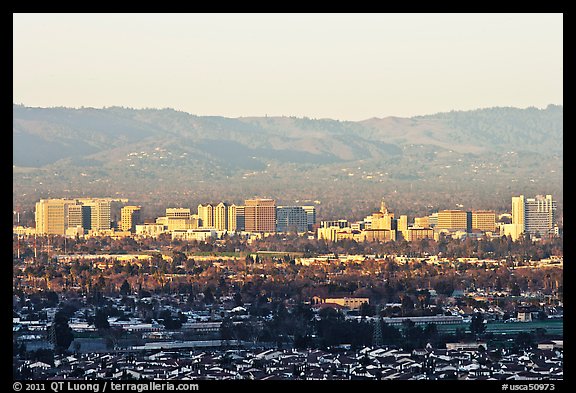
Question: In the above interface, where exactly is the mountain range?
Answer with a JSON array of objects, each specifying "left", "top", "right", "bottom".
[{"left": 13, "top": 104, "right": 563, "bottom": 220}]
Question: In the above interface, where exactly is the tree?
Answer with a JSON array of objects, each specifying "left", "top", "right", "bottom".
[
  {"left": 470, "top": 312, "right": 486, "bottom": 337},
  {"left": 359, "top": 302, "right": 376, "bottom": 317},
  {"left": 159, "top": 310, "right": 182, "bottom": 330},
  {"left": 94, "top": 309, "right": 110, "bottom": 330},
  {"left": 515, "top": 332, "right": 535, "bottom": 350},
  {"left": 220, "top": 317, "right": 235, "bottom": 343},
  {"left": 120, "top": 280, "right": 131, "bottom": 296},
  {"left": 400, "top": 295, "right": 415, "bottom": 316},
  {"left": 52, "top": 310, "right": 74, "bottom": 354},
  {"left": 233, "top": 292, "right": 243, "bottom": 307},
  {"left": 203, "top": 287, "right": 215, "bottom": 305}
]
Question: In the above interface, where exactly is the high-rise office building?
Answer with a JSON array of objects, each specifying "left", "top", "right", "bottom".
[
  {"left": 235, "top": 205, "right": 245, "bottom": 231},
  {"left": 77, "top": 198, "right": 111, "bottom": 231},
  {"left": 166, "top": 208, "right": 196, "bottom": 231},
  {"left": 276, "top": 206, "right": 308, "bottom": 233},
  {"left": 121, "top": 206, "right": 141, "bottom": 232},
  {"left": 512, "top": 196, "right": 525, "bottom": 229},
  {"left": 301, "top": 206, "right": 317, "bottom": 231},
  {"left": 437, "top": 210, "right": 471, "bottom": 232},
  {"left": 35, "top": 199, "right": 70, "bottom": 235},
  {"left": 471, "top": 210, "right": 496, "bottom": 232},
  {"left": 228, "top": 204, "right": 238, "bottom": 231},
  {"left": 67, "top": 204, "right": 84, "bottom": 229},
  {"left": 522, "top": 195, "right": 557, "bottom": 237},
  {"left": 244, "top": 198, "right": 276, "bottom": 232},
  {"left": 35, "top": 197, "right": 126, "bottom": 235},
  {"left": 397, "top": 215, "right": 408, "bottom": 239},
  {"left": 370, "top": 211, "right": 394, "bottom": 230}
]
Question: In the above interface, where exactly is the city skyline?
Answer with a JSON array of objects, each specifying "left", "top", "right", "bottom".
[
  {"left": 25, "top": 194, "right": 558, "bottom": 243},
  {"left": 13, "top": 13, "right": 562, "bottom": 121}
]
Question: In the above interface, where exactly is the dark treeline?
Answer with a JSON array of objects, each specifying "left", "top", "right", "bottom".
[{"left": 14, "top": 232, "right": 563, "bottom": 262}]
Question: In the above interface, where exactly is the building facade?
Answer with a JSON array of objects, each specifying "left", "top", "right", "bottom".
[
  {"left": 523, "top": 195, "right": 557, "bottom": 237},
  {"left": 301, "top": 205, "right": 317, "bottom": 230},
  {"left": 35, "top": 199, "right": 70, "bottom": 235},
  {"left": 244, "top": 198, "right": 276, "bottom": 232},
  {"left": 197, "top": 204, "right": 214, "bottom": 228},
  {"left": 77, "top": 198, "right": 111, "bottom": 231},
  {"left": 35, "top": 198, "right": 111, "bottom": 235},
  {"left": 166, "top": 208, "right": 196, "bottom": 231},
  {"left": 229, "top": 205, "right": 245, "bottom": 232},
  {"left": 121, "top": 206, "right": 141, "bottom": 232},
  {"left": 437, "top": 210, "right": 471, "bottom": 232},
  {"left": 213, "top": 202, "right": 228, "bottom": 231},
  {"left": 276, "top": 206, "right": 308, "bottom": 233},
  {"left": 471, "top": 210, "right": 496, "bottom": 232}
]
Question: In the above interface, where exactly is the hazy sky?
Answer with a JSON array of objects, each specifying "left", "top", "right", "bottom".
[{"left": 13, "top": 13, "right": 562, "bottom": 121}]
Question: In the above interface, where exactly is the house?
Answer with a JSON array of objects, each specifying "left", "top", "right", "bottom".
[{"left": 517, "top": 311, "right": 532, "bottom": 322}]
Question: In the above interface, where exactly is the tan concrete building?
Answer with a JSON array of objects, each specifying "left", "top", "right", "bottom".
[
  {"left": 197, "top": 204, "right": 214, "bottom": 228},
  {"left": 67, "top": 204, "right": 84, "bottom": 229},
  {"left": 77, "top": 198, "right": 111, "bottom": 231},
  {"left": 363, "top": 228, "right": 396, "bottom": 242},
  {"left": 406, "top": 227, "right": 435, "bottom": 242},
  {"left": 471, "top": 210, "right": 496, "bottom": 232},
  {"left": 437, "top": 210, "right": 470, "bottom": 232},
  {"left": 370, "top": 211, "right": 393, "bottom": 230},
  {"left": 165, "top": 208, "right": 197, "bottom": 231},
  {"left": 135, "top": 224, "right": 168, "bottom": 238},
  {"left": 227, "top": 204, "right": 238, "bottom": 231},
  {"left": 397, "top": 215, "right": 408, "bottom": 239},
  {"left": 35, "top": 199, "right": 70, "bottom": 235},
  {"left": 512, "top": 195, "right": 525, "bottom": 230},
  {"left": 317, "top": 226, "right": 340, "bottom": 242},
  {"left": 414, "top": 216, "right": 430, "bottom": 228},
  {"left": 213, "top": 202, "right": 228, "bottom": 231},
  {"left": 312, "top": 296, "right": 369, "bottom": 310},
  {"left": 121, "top": 206, "right": 141, "bottom": 232},
  {"left": 502, "top": 223, "right": 523, "bottom": 241}
]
